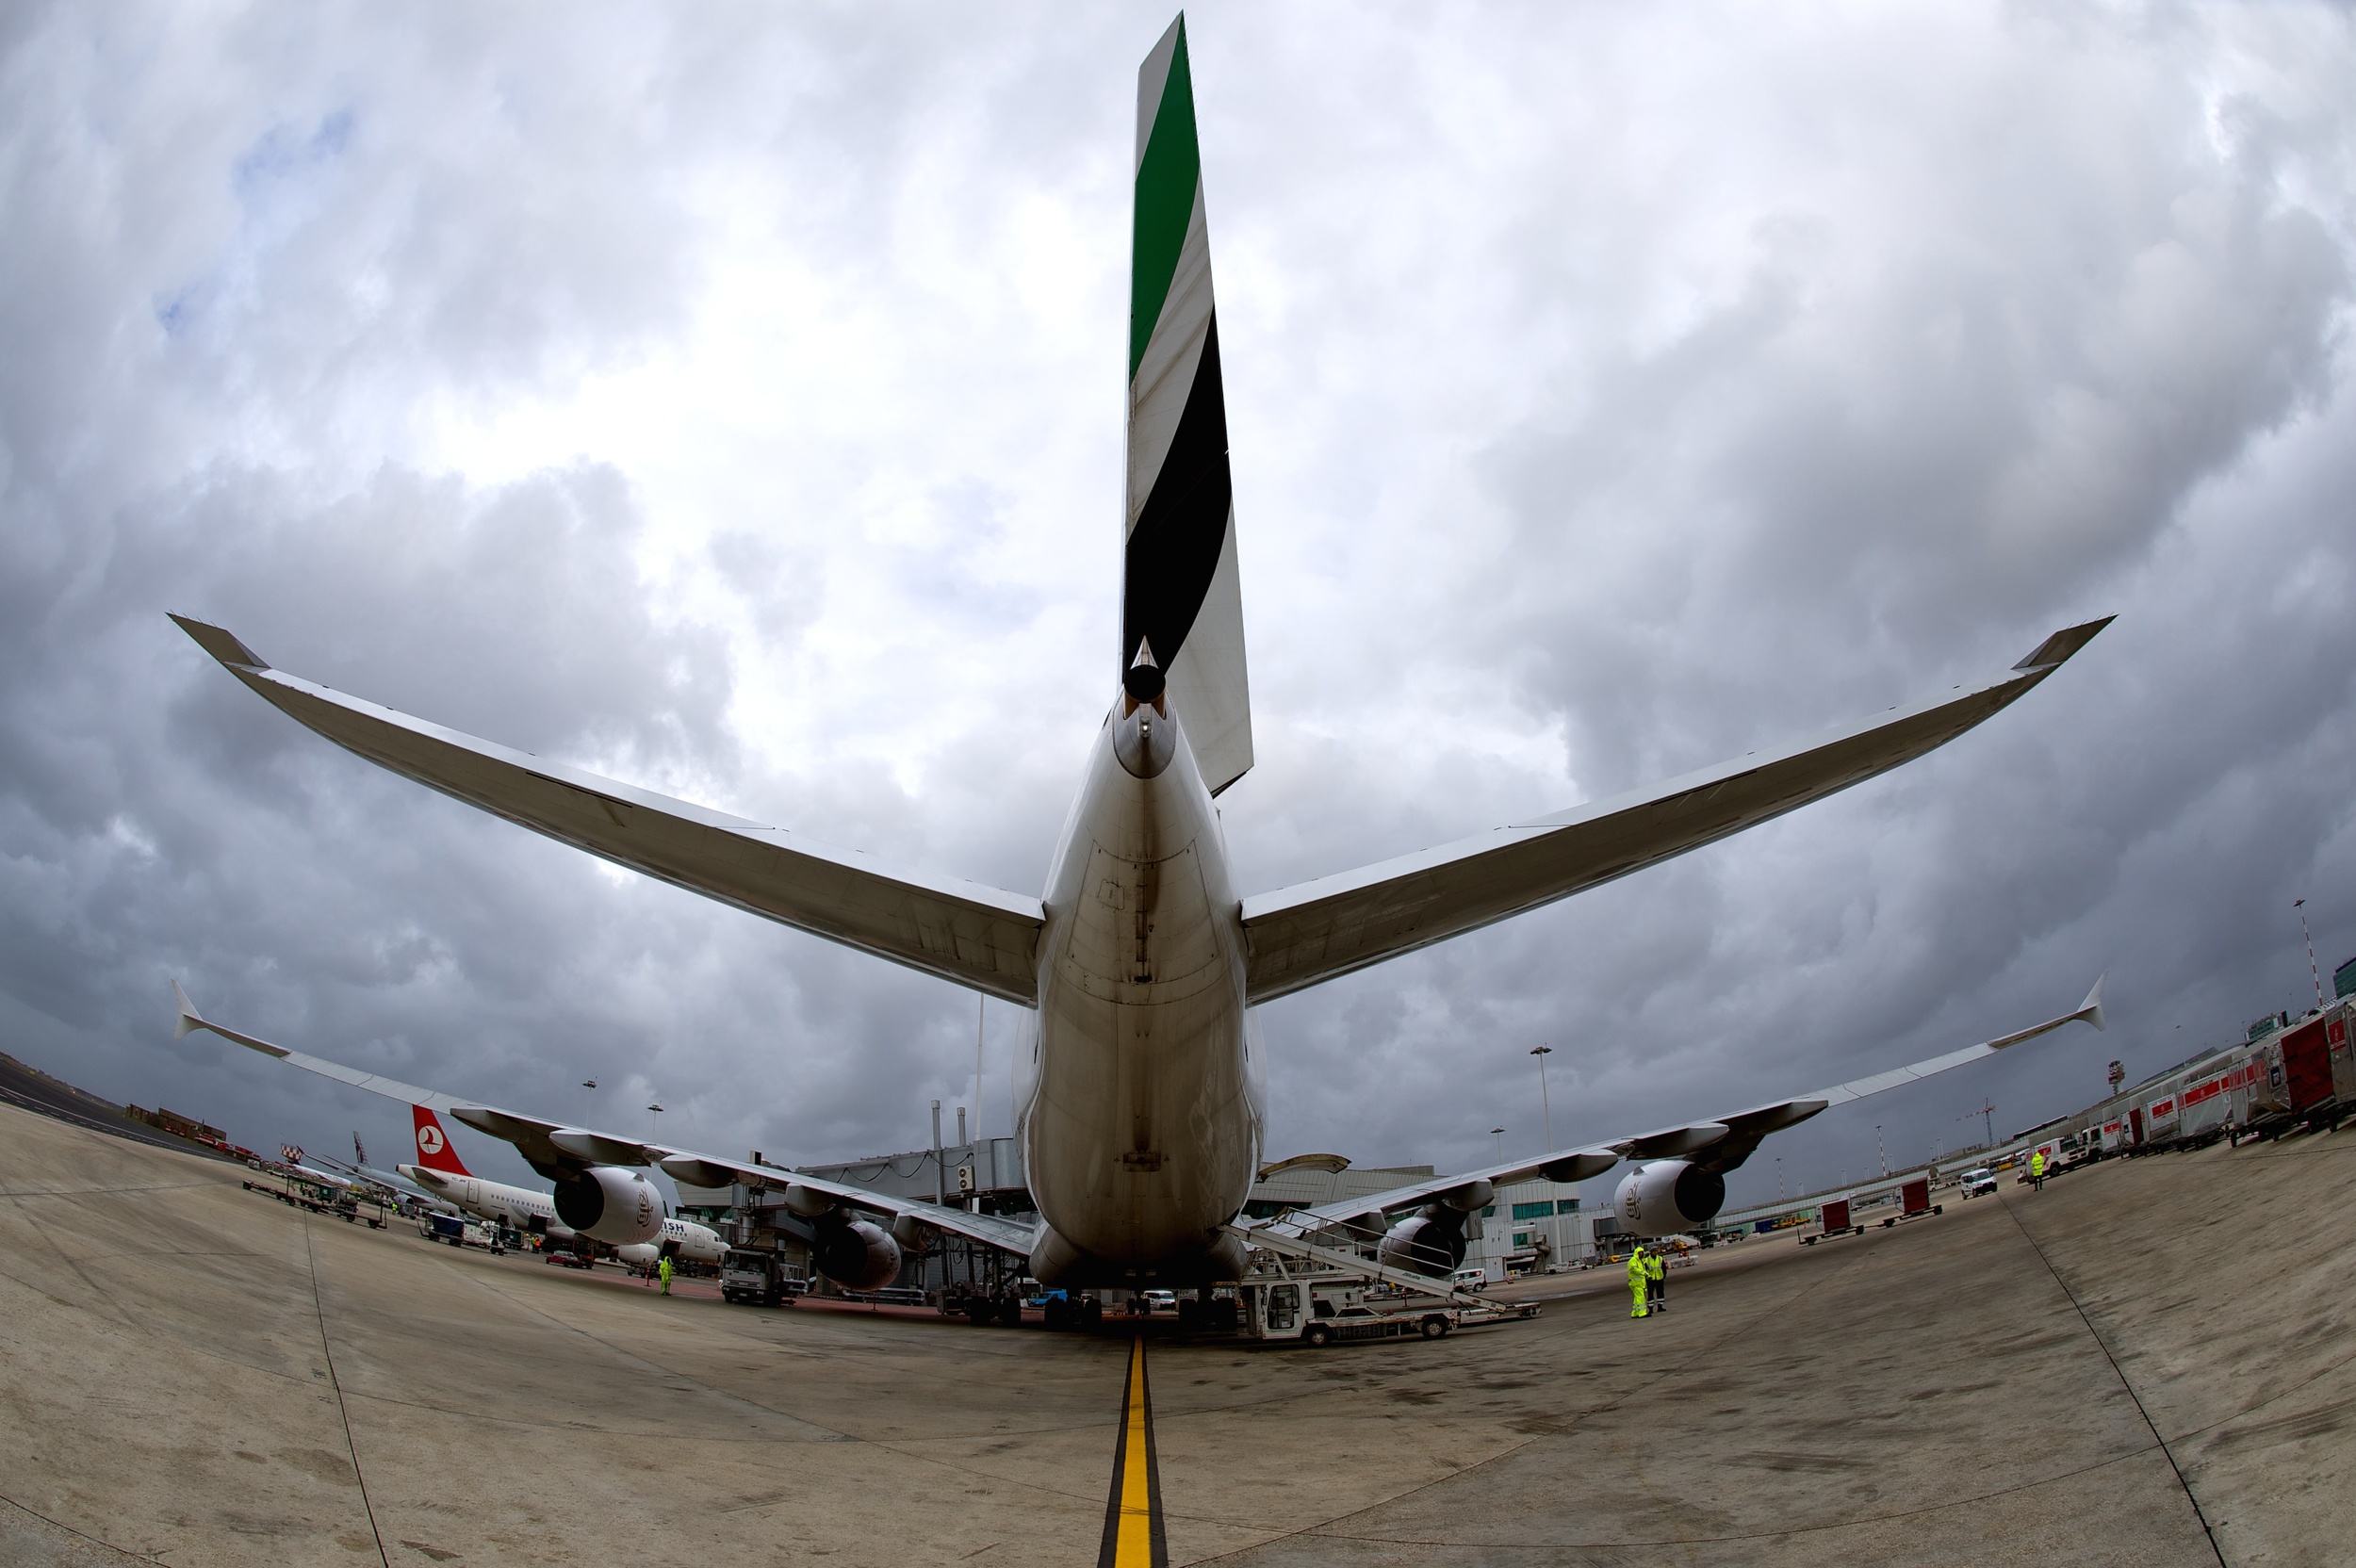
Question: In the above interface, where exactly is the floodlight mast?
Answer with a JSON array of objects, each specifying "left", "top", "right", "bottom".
[{"left": 1530, "top": 1045, "right": 1554, "bottom": 1151}]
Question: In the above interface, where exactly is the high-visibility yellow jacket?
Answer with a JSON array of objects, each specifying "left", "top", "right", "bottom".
[
  {"left": 1644, "top": 1251, "right": 1666, "bottom": 1282},
  {"left": 2031, "top": 1152, "right": 2046, "bottom": 1176},
  {"left": 1626, "top": 1252, "right": 1648, "bottom": 1287}
]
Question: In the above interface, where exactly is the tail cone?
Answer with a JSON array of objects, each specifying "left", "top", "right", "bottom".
[{"left": 1123, "top": 638, "right": 1166, "bottom": 703}]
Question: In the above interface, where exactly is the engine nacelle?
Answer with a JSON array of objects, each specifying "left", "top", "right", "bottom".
[
  {"left": 553, "top": 1166, "right": 664, "bottom": 1246},
  {"left": 813, "top": 1217, "right": 902, "bottom": 1292},
  {"left": 1379, "top": 1206, "right": 1469, "bottom": 1276},
  {"left": 1614, "top": 1160, "right": 1726, "bottom": 1237}
]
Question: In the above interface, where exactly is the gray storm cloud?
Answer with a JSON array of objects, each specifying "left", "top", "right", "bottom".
[{"left": 2, "top": 2, "right": 2352, "bottom": 1206}]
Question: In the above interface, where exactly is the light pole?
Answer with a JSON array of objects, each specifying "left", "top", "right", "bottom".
[
  {"left": 647, "top": 1102, "right": 663, "bottom": 1141},
  {"left": 2297, "top": 899, "right": 2324, "bottom": 1010},
  {"left": 1530, "top": 1045, "right": 1554, "bottom": 1151},
  {"left": 1492, "top": 1127, "right": 1506, "bottom": 1163},
  {"left": 1875, "top": 1124, "right": 1888, "bottom": 1178},
  {"left": 581, "top": 1079, "right": 597, "bottom": 1124}
]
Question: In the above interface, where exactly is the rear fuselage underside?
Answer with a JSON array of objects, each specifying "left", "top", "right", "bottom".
[{"left": 1021, "top": 697, "right": 1263, "bottom": 1281}]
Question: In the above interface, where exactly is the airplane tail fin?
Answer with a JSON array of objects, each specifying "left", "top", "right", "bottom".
[
  {"left": 1123, "top": 13, "right": 1252, "bottom": 795},
  {"left": 411, "top": 1104, "right": 473, "bottom": 1176}
]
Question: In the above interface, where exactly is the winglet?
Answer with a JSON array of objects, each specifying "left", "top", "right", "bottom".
[
  {"left": 2013, "top": 616, "right": 2114, "bottom": 673},
  {"left": 169, "top": 981, "right": 290, "bottom": 1059},
  {"left": 168, "top": 613, "right": 269, "bottom": 672},
  {"left": 2073, "top": 972, "right": 2108, "bottom": 1033}
]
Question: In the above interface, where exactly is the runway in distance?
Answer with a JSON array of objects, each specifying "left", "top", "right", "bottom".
[{"left": 170, "top": 15, "right": 2110, "bottom": 1292}]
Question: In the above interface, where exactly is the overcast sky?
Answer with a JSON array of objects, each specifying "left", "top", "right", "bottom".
[{"left": 5, "top": 2, "right": 2353, "bottom": 1211}]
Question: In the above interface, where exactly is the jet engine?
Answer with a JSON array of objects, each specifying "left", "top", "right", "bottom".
[
  {"left": 1377, "top": 1179, "right": 1491, "bottom": 1276},
  {"left": 1614, "top": 1160, "right": 1726, "bottom": 1237},
  {"left": 552, "top": 1166, "right": 664, "bottom": 1246},
  {"left": 1378, "top": 1211, "right": 1464, "bottom": 1275},
  {"left": 812, "top": 1217, "right": 902, "bottom": 1292}
]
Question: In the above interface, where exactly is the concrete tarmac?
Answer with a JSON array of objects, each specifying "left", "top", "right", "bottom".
[{"left": 3, "top": 1098, "right": 2349, "bottom": 1566}]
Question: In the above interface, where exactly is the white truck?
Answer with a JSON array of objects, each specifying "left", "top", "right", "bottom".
[{"left": 720, "top": 1248, "right": 806, "bottom": 1307}]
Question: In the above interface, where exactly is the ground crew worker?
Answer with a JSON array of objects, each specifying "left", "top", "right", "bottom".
[
  {"left": 658, "top": 1254, "right": 674, "bottom": 1295},
  {"left": 1627, "top": 1246, "right": 1650, "bottom": 1318},
  {"left": 2030, "top": 1149, "right": 2047, "bottom": 1191},
  {"left": 1644, "top": 1246, "right": 1667, "bottom": 1313}
]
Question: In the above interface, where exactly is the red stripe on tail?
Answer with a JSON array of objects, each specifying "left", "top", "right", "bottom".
[{"left": 411, "top": 1105, "right": 472, "bottom": 1176}]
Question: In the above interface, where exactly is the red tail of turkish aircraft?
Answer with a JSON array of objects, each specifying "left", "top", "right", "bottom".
[{"left": 410, "top": 1105, "right": 473, "bottom": 1176}]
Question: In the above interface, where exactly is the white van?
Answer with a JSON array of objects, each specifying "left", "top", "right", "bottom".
[{"left": 1448, "top": 1266, "right": 1488, "bottom": 1293}]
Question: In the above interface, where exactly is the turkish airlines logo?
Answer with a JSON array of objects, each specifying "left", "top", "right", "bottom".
[{"left": 417, "top": 1123, "right": 446, "bottom": 1157}]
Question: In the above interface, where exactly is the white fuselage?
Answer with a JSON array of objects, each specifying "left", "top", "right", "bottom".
[
  {"left": 401, "top": 1164, "right": 563, "bottom": 1232},
  {"left": 1018, "top": 699, "right": 1266, "bottom": 1280},
  {"left": 397, "top": 1164, "right": 724, "bottom": 1263}
]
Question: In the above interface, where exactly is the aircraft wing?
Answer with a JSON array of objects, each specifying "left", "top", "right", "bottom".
[
  {"left": 653, "top": 1152, "right": 1042, "bottom": 1257},
  {"left": 1268, "top": 976, "right": 2107, "bottom": 1233},
  {"left": 170, "top": 616, "right": 1045, "bottom": 1005},
  {"left": 176, "top": 982, "right": 1041, "bottom": 1257},
  {"left": 1239, "top": 620, "right": 2110, "bottom": 1004}
]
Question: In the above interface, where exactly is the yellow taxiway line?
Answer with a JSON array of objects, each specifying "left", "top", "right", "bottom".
[{"left": 1098, "top": 1335, "right": 1166, "bottom": 1567}]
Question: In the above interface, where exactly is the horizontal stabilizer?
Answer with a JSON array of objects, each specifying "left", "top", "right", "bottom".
[
  {"left": 170, "top": 614, "right": 1045, "bottom": 1004},
  {"left": 1241, "top": 620, "right": 2112, "bottom": 1003}
]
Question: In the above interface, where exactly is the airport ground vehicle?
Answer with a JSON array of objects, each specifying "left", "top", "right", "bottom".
[
  {"left": 1960, "top": 1168, "right": 1997, "bottom": 1198},
  {"left": 1879, "top": 1177, "right": 1941, "bottom": 1226},
  {"left": 1449, "top": 1266, "right": 1489, "bottom": 1293},
  {"left": 1803, "top": 1198, "right": 1865, "bottom": 1244},
  {"left": 2067, "top": 1000, "right": 2352, "bottom": 1159},
  {"left": 1299, "top": 1300, "right": 1455, "bottom": 1348},
  {"left": 720, "top": 1248, "right": 804, "bottom": 1307},
  {"left": 1140, "top": 1289, "right": 1178, "bottom": 1313},
  {"left": 940, "top": 1282, "right": 1024, "bottom": 1326},
  {"left": 1033, "top": 1290, "right": 1105, "bottom": 1331},
  {"left": 1235, "top": 1256, "right": 1488, "bottom": 1346},
  {"left": 842, "top": 1286, "right": 928, "bottom": 1306}
]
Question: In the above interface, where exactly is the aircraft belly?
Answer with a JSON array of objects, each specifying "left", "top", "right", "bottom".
[{"left": 1025, "top": 716, "right": 1256, "bottom": 1268}]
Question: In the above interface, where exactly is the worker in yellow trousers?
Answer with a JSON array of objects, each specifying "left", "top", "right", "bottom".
[
  {"left": 1627, "top": 1246, "right": 1650, "bottom": 1318},
  {"left": 658, "top": 1254, "right": 674, "bottom": 1295}
]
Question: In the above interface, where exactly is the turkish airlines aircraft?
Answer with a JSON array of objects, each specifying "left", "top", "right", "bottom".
[
  {"left": 171, "top": 16, "right": 2108, "bottom": 1292},
  {"left": 400, "top": 1102, "right": 721, "bottom": 1266}
]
